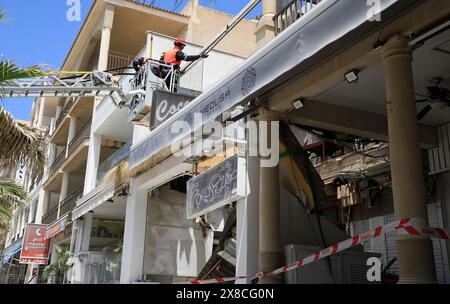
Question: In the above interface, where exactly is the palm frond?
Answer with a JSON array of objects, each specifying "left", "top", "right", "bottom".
[
  {"left": 0, "top": 9, "right": 5, "bottom": 22},
  {"left": 0, "top": 180, "right": 26, "bottom": 226},
  {"left": 0, "top": 107, "right": 47, "bottom": 185},
  {"left": 0, "top": 60, "right": 43, "bottom": 85},
  {"left": 43, "top": 245, "right": 71, "bottom": 279}
]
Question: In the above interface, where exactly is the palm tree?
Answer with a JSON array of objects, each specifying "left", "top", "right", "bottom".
[
  {"left": 0, "top": 10, "right": 47, "bottom": 226},
  {"left": 0, "top": 180, "right": 26, "bottom": 226},
  {"left": 43, "top": 245, "right": 71, "bottom": 284}
]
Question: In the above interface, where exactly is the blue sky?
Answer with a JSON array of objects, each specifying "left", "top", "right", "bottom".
[{"left": 0, "top": 0, "right": 261, "bottom": 121}]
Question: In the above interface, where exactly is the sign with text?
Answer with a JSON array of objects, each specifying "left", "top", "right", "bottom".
[
  {"left": 150, "top": 90, "right": 195, "bottom": 130},
  {"left": 20, "top": 224, "right": 50, "bottom": 265},
  {"left": 45, "top": 215, "right": 68, "bottom": 240},
  {"left": 186, "top": 155, "right": 246, "bottom": 219}
]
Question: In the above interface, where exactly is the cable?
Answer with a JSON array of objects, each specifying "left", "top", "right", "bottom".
[{"left": 289, "top": 122, "right": 389, "bottom": 160}]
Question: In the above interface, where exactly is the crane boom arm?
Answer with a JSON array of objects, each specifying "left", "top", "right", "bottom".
[{"left": 0, "top": 71, "right": 128, "bottom": 104}]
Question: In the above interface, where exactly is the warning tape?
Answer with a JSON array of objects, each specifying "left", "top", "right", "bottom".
[{"left": 179, "top": 218, "right": 449, "bottom": 284}]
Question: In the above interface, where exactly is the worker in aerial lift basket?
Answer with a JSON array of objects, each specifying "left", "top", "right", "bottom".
[
  {"left": 160, "top": 38, "right": 208, "bottom": 92},
  {"left": 132, "top": 38, "right": 207, "bottom": 92}
]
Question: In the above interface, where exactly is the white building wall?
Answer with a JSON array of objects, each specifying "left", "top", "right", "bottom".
[{"left": 141, "top": 184, "right": 213, "bottom": 281}]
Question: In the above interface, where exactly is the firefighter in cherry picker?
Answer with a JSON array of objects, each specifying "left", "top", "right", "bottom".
[
  {"left": 161, "top": 38, "right": 208, "bottom": 91},
  {"left": 133, "top": 38, "right": 208, "bottom": 92}
]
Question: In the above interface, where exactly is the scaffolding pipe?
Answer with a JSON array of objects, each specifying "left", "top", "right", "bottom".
[{"left": 181, "top": 0, "right": 262, "bottom": 74}]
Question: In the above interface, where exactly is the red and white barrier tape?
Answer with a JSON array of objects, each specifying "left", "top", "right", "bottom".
[{"left": 179, "top": 218, "right": 449, "bottom": 284}]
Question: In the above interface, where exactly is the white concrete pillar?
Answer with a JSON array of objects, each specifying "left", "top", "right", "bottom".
[
  {"left": 55, "top": 105, "right": 62, "bottom": 121},
  {"left": 74, "top": 212, "right": 93, "bottom": 284},
  {"left": 27, "top": 201, "right": 35, "bottom": 223},
  {"left": 80, "top": 212, "right": 93, "bottom": 252},
  {"left": 35, "top": 190, "right": 50, "bottom": 224},
  {"left": 83, "top": 134, "right": 102, "bottom": 194},
  {"left": 382, "top": 36, "right": 436, "bottom": 284},
  {"left": 236, "top": 155, "right": 260, "bottom": 284},
  {"left": 255, "top": 0, "right": 276, "bottom": 48},
  {"left": 66, "top": 116, "right": 78, "bottom": 156},
  {"left": 37, "top": 97, "right": 46, "bottom": 128},
  {"left": 98, "top": 4, "right": 114, "bottom": 72},
  {"left": 258, "top": 119, "right": 281, "bottom": 284},
  {"left": 47, "top": 242, "right": 58, "bottom": 284},
  {"left": 120, "top": 179, "right": 148, "bottom": 283},
  {"left": 49, "top": 144, "right": 57, "bottom": 165},
  {"left": 67, "top": 219, "right": 79, "bottom": 284},
  {"left": 58, "top": 172, "right": 70, "bottom": 218}
]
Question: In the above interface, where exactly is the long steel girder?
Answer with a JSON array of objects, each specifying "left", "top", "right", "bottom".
[{"left": 0, "top": 71, "right": 127, "bottom": 103}]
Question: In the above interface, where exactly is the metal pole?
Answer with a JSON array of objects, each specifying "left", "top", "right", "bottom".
[{"left": 181, "top": 0, "right": 262, "bottom": 74}]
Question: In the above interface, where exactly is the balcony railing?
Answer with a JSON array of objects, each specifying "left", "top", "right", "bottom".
[
  {"left": 54, "top": 97, "right": 78, "bottom": 132},
  {"left": 46, "top": 120, "right": 91, "bottom": 182},
  {"left": 41, "top": 205, "right": 58, "bottom": 225},
  {"left": 273, "top": 0, "right": 322, "bottom": 35},
  {"left": 49, "top": 148, "right": 67, "bottom": 178},
  {"left": 107, "top": 53, "right": 134, "bottom": 74},
  {"left": 59, "top": 187, "right": 83, "bottom": 217},
  {"left": 41, "top": 187, "right": 83, "bottom": 225},
  {"left": 67, "top": 119, "right": 91, "bottom": 157}
]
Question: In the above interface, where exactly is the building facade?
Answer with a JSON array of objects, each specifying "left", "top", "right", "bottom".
[{"left": 2, "top": 0, "right": 450, "bottom": 285}]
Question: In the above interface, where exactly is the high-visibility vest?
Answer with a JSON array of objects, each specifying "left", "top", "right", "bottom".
[{"left": 163, "top": 48, "right": 181, "bottom": 66}]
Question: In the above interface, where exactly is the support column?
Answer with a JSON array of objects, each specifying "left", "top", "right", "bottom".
[
  {"left": 67, "top": 219, "right": 79, "bottom": 284},
  {"left": 236, "top": 154, "right": 260, "bottom": 284},
  {"left": 35, "top": 190, "right": 50, "bottom": 224},
  {"left": 258, "top": 118, "right": 281, "bottom": 284},
  {"left": 382, "top": 36, "right": 436, "bottom": 284},
  {"left": 83, "top": 134, "right": 102, "bottom": 194},
  {"left": 94, "top": 4, "right": 114, "bottom": 110},
  {"left": 75, "top": 211, "right": 93, "bottom": 284},
  {"left": 66, "top": 116, "right": 78, "bottom": 156},
  {"left": 47, "top": 242, "right": 58, "bottom": 284},
  {"left": 255, "top": 0, "right": 276, "bottom": 49},
  {"left": 58, "top": 172, "right": 70, "bottom": 218},
  {"left": 98, "top": 4, "right": 114, "bottom": 72},
  {"left": 37, "top": 97, "right": 46, "bottom": 128},
  {"left": 120, "top": 179, "right": 148, "bottom": 283}
]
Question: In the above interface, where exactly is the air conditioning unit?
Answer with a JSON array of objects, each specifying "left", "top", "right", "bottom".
[{"left": 283, "top": 244, "right": 381, "bottom": 284}]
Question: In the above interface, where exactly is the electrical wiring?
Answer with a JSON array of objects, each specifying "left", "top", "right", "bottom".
[{"left": 288, "top": 122, "right": 390, "bottom": 160}]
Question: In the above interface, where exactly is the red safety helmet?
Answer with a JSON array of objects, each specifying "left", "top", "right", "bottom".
[{"left": 174, "top": 38, "right": 186, "bottom": 45}]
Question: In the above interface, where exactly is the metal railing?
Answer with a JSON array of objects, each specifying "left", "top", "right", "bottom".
[
  {"left": 59, "top": 187, "right": 83, "bottom": 217},
  {"left": 67, "top": 120, "right": 91, "bottom": 157},
  {"left": 273, "top": 0, "right": 322, "bottom": 35},
  {"left": 108, "top": 53, "right": 134, "bottom": 74},
  {"left": 41, "top": 187, "right": 83, "bottom": 225},
  {"left": 49, "top": 148, "right": 66, "bottom": 178},
  {"left": 41, "top": 205, "right": 58, "bottom": 225},
  {"left": 54, "top": 97, "right": 78, "bottom": 131}
]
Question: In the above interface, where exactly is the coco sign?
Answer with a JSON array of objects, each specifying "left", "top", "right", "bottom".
[
  {"left": 186, "top": 155, "right": 246, "bottom": 219},
  {"left": 150, "top": 90, "right": 195, "bottom": 130}
]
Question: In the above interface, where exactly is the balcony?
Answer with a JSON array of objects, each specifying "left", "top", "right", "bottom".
[
  {"left": 107, "top": 52, "right": 134, "bottom": 74},
  {"left": 54, "top": 97, "right": 78, "bottom": 132},
  {"left": 44, "top": 120, "right": 91, "bottom": 190},
  {"left": 67, "top": 120, "right": 91, "bottom": 157},
  {"left": 42, "top": 187, "right": 83, "bottom": 225},
  {"left": 49, "top": 148, "right": 67, "bottom": 179},
  {"left": 274, "top": 0, "right": 322, "bottom": 35},
  {"left": 96, "top": 141, "right": 131, "bottom": 186},
  {"left": 50, "top": 97, "right": 93, "bottom": 146}
]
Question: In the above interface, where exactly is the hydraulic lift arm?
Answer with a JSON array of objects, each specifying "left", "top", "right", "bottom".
[{"left": 0, "top": 71, "right": 129, "bottom": 106}]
